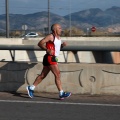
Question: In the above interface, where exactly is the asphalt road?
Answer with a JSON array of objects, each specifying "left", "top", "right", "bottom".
[{"left": 0, "top": 92, "right": 120, "bottom": 120}]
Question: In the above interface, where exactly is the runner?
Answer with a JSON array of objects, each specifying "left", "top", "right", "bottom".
[{"left": 26, "top": 23, "right": 71, "bottom": 100}]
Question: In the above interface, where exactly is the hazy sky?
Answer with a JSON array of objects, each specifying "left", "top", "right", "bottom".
[{"left": 0, "top": 0, "right": 120, "bottom": 16}]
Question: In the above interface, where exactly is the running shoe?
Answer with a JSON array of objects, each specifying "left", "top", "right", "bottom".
[
  {"left": 26, "top": 86, "right": 34, "bottom": 98},
  {"left": 59, "top": 92, "right": 71, "bottom": 100}
]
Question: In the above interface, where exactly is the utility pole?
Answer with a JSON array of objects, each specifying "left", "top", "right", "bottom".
[
  {"left": 5, "top": 0, "right": 9, "bottom": 38},
  {"left": 48, "top": 0, "right": 50, "bottom": 34},
  {"left": 69, "top": 0, "right": 71, "bottom": 37}
]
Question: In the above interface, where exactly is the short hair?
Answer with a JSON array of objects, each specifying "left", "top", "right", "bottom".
[{"left": 51, "top": 24, "right": 55, "bottom": 32}]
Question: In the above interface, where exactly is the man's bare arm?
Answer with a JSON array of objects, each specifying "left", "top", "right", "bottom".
[
  {"left": 38, "top": 34, "right": 54, "bottom": 55},
  {"left": 38, "top": 34, "right": 53, "bottom": 49}
]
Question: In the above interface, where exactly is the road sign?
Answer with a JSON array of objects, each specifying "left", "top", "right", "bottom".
[
  {"left": 91, "top": 26, "right": 96, "bottom": 32},
  {"left": 22, "top": 25, "right": 28, "bottom": 30}
]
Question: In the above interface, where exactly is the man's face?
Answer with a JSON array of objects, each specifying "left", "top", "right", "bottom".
[{"left": 55, "top": 24, "right": 62, "bottom": 36}]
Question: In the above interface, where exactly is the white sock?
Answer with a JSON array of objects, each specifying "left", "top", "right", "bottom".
[
  {"left": 59, "top": 90, "right": 64, "bottom": 96},
  {"left": 30, "top": 85, "right": 35, "bottom": 90}
]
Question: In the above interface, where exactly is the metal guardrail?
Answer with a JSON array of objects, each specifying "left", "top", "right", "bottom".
[
  {"left": 0, "top": 41, "right": 120, "bottom": 61},
  {"left": 0, "top": 44, "right": 120, "bottom": 51}
]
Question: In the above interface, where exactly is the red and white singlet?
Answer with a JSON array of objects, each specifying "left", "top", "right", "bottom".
[
  {"left": 43, "top": 34, "right": 61, "bottom": 66},
  {"left": 46, "top": 35, "right": 61, "bottom": 57}
]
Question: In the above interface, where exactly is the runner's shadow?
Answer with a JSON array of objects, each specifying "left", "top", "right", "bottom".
[
  {"left": 10, "top": 92, "right": 60, "bottom": 100},
  {"left": 0, "top": 62, "right": 37, "bottom": 92}
]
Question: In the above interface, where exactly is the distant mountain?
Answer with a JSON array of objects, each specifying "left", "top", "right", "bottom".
[
  {"left": 105, "top": 6, "right": 120, "bottom": 25},
  {"left": 0, "top": 6, "right": 120, "bottom": 32},
  {"left": 65, "top": 6, "right": 120, "bottom": 27},
  {"left": 9, "top": 12, "right": 68, "bottom": 31}
]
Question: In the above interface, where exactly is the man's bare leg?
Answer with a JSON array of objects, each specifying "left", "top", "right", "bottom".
[
  {"left": 33, "top": 66, "right": 50, "bottom": 86},
  {"left": 26, "top": 66, "right": 50, "bottom": 98},
  {"left": 49, "top": 64, "right": 62, "bottom": 91},
  {"left": 49, "top": 64, "right": 71, "bottom": 99}
]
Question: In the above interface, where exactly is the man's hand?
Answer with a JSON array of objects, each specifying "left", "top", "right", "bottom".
[
  {"left": 46, "top": 49, "right": 54, "bottom": 55},
  {"left": 61, "top": 42, "right": 67, "bottom": 48}
]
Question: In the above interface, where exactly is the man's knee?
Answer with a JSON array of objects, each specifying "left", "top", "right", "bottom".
[
  {"left": 55, "top": 72, "right": 61, "bottom": 79},
  {"left": 39, "top": 74, "right": 46, "bottom": 80}
]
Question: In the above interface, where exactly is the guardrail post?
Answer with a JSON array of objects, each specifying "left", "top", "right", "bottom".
[{"left": 9, "top": 50, "right": 15, "bottom": 62}]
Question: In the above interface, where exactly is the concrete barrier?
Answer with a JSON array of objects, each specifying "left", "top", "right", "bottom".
[
  {"left": 1, "top": 62, "right": 120, "bottom": 95},
  {"left": 0, "top": 37, "right": 120, "bottom": 95}
]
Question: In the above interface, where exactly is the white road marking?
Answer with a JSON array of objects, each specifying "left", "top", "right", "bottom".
[{"left": 0, "top": 99, "right": 120, "bottom": 107}]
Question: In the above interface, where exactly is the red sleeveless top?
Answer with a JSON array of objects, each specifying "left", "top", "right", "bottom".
[{"left": 46, "top": 34, "right": 61, "bottom": 56}]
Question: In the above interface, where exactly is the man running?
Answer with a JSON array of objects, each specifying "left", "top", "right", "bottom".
[{"left": 26, "top": 23, "right": 71, "bottom": 100}]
